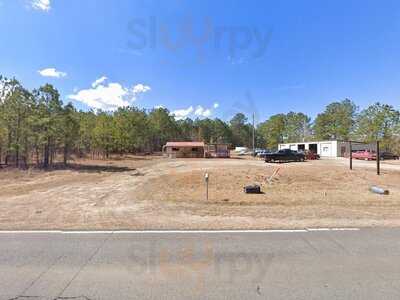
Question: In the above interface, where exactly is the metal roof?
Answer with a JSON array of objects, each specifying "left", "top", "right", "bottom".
[{"left": 165, "top": 141, "right": 205, "bottom": 147}]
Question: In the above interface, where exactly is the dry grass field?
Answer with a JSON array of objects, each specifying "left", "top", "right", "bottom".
[{"left": 0, "top": 155, "right": 399, "bottom": 230}]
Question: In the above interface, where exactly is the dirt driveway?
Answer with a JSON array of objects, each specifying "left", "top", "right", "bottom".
[{"left": 0, "top": 156, "right": 399, "bottom": 230}]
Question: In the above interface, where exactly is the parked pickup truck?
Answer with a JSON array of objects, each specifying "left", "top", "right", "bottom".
[{"left": 264, "top": 149, "right": 305, "bottom": 163}]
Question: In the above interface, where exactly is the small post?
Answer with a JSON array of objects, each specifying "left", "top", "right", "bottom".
[
  {"left": 377, "top": 141, "right": 380, "bottom": 175},
  {"left": 204, "top": 172, "right": 209, "bottom": 201},
  {"left": 349, "top": 141, "right": 353, "bottom": 170}
]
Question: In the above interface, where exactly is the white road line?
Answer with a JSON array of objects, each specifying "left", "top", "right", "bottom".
[
  {"left": 306, "top": 228, "right": 331, "bottom": 231},
  {"left": 111, "top": 229, "right": 308, "bottom": 234},
  {"left": 330, "top": 228, "right": 360, "bottom": 231},
  {"left": 307, "top": 228, "right": 360, "bottom": 231},
  {"left": 0, "top": 230, "right": 63, "bottom": 234},
  {"left": 62, "top": 231, "right": 114, "bottom": 234},
  {"left": 0, "top": 228, "right": 361, "bottom": 234},
  {"left": 61, "top": 229, "right": 308, "bottom": 234}
]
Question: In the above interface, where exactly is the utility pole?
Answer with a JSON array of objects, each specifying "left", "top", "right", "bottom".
[
  {"left": 377, "top": 141, "right": 380, "bottom": 175},
  {"left": 349, "top": 141, "right": 353, "bottom": 170},
  {"left": 252, "top": 112, "right": 255, "bottom": 156}
]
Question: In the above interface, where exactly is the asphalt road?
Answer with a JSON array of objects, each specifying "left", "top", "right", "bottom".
[{"left": 1, "top": 229, "right": 400, "bottom": 300}]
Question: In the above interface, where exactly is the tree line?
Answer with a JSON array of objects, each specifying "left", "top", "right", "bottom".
[
  {"left": 0, "top": 76, "right": 399, "bottom": 168},
  {"left": 259, "top": 99, "right": 400, "bottom": 151}
]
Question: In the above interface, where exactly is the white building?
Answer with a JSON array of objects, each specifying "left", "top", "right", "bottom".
[{"left": 278, "top": 140, "right": 375, "bottom": 158}]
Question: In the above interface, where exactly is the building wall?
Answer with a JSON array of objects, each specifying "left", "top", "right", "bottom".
[
  {"left": 279, "top": 141, "right": 377, "bottom": 158},
  {"left": 206, "top": 144, "right": 230, "bottom": 158},
  {"left": 279, "top": 141, "right": 338, "bottom": 157},
  {"left": 165, "top": 146, "right": 204, "bottom": 158},
  {"left": 317, "top": 141, "right": 337, "bottom": 157},
  {"left": 164, "top": 143, "right": 232, "bottom": 158}
]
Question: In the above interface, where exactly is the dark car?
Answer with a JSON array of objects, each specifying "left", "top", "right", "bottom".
[
  {"left": 265, "top": 149, "right": 305, "bottom": 163},
  {"left": 380, "top": 152, "right": 399, "bottom": 160}
]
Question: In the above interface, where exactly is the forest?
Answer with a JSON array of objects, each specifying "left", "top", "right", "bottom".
[{"left": 1, "top": 75, "right": 399, "bottom": 168}]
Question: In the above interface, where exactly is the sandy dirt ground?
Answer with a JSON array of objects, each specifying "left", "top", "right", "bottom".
[{"left": 0, "top": 155, "right": 400, "bottom": 230}]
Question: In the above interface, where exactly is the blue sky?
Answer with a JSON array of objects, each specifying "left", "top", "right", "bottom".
[{"left": 0, "top": 0, "right": 399, "bottom": 122}]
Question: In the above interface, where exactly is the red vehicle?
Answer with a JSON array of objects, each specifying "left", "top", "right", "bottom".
[
  {"left": 351, "top": 150, "right": 377, "bottom": 161},
  {"left": 304, "top": 150, "right": 320, "bottom": 160}
]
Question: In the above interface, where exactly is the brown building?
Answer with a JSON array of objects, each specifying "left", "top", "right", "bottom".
[
  {"left": 162, "top": 142, "right": 230, "bottom": 158},
  {"left": 163, "top": 142, "right": 205, "bottom": 158}
]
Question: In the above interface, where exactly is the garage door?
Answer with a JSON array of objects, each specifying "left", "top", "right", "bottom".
[{"left": 320, "top": 143, "right": 332, "bottom": 156}]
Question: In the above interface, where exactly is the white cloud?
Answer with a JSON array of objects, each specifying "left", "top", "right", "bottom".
[
  {"left": 172, "top": 106, "right": 194, "bottom": 120},
  {"left": 38, "top": 68, "right": 66, "bottom": 78},
  {"left": 194, "top": 105, "right": 212, "bottom": 117},
  {"left": 68, "top": 77, "right": 151, "bottom": 111},
  {"left": 31, "top": 0, "right": 51, "bottom": 11},
  {"left": 172, "top": 102, "right": 219, "bottom": 120},
  {"left": 92, "top": 76, "right": 107, "bottom": 88},
  {"left": 69, "top": 83, "right": 130, "bottom": 111},
  {"left": 132, "top": 83, "right": 151, "bottom": 94},
  {"left": 0, "top": 79, "right": 12, "bottom": 102}
]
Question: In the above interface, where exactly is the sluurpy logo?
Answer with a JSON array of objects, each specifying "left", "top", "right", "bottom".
[
  {"left": 127, "top": 16, "right": 273, "bottom": 62},
  {"left": 126, "top": 238, "right": 274, "bottom": 294}
]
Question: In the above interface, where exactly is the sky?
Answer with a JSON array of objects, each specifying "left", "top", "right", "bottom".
[{"left": 0, "top": 0, "right": 400, "bottom": 122}]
